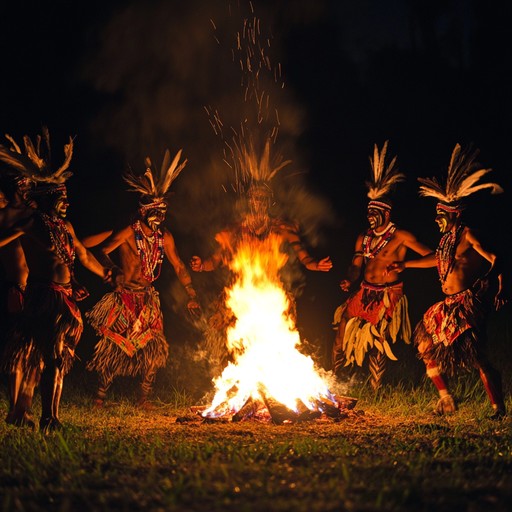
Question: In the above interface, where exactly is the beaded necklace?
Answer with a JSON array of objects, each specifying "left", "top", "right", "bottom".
[
  {"left": 362, "top": 223, "right": 396, "bottom": 259},
  {"left": 436, "top": 223, "right": 464, "bottom": 284},
  {"left": 132, "top": 220, "right": 164, "bottom": 282},
  {"left": 41, "top": 213, "right": 75, "bottom": 270}
]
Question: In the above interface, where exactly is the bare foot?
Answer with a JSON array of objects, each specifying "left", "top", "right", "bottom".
[{"left": 434, "top": 395, "right": 457, "bottom": 415}]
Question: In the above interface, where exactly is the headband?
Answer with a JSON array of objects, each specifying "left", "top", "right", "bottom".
[
  {"left": 368, "top": 200, "right": 392, "bottom": 211},
  {"left": 30, "top": 183, "right": 67, "bottom": 197},
  {"left": 139, "top": 199, "right": 167, "bottom": 213},
  {"left": 436, "top": 202, "right": 464, "bottom": 213}
]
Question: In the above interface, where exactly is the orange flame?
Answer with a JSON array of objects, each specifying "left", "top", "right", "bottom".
[{"left": 203, "top": 232, "right": 336, "bottom": 418}]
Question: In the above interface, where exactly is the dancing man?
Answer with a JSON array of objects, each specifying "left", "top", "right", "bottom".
[
  {"left": 0, "top": 128, "right": 116, "bottom": 431},
  {"left": 191, "top": 138, "right": 332, "bottom": 372},
  {"left": 86, "top": 149, "right": 200, "bottom": 407},
  {"left": 0, "top": 169, "right": 35, "bottom": 424},
  {"left": 388, "top": 144, "right": 508, "bottom": 418},
  {"left": 332, "top": 141, "right": 432, "bottom": 390},
  {"left": 191, "top": 182, "right": 332, "bottom": 274}
]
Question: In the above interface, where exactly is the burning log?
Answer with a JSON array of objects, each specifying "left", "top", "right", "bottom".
[
  {"left": 314, "top": 399, "right": 344, "bottom": 420},
  {"left": 297, "top": 409, "right": 322, "bottom": 422},
  {"left": 335, "top": 395, "right": 358, "bottom": 411},
  {"left": 291, "top": 398, "right": 319, "bottom": 422},
  {"left": 232, "top": 396, "right": 262, "bottom": 422},
  {"left": 258, "top": 384, "right": 296, "bottom": 424},
  {"left": 190, "top": 405, "right": 207, "bottom": 415},
  {"left": 262, "top": 396, "right": 298, "bottom": 424}
]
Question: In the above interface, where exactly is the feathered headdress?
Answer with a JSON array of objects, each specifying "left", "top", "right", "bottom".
[
  {"left": 123, "top": 148, "right": 187, "bottom": 208},
  {"left": 0, "top": 127, "right": 73, "bottom": 190},
  {"left": 230, "top": 136, "right": 291, "bottom": 198},
  {"left": 418, "top": 143, "right": 503, "bottom": 212},
  {"left": 239, "top": 138, "right": 291, "bottom": 185},
  {"left": 366, "top": 140, "right": 404, "bottom": 211}
]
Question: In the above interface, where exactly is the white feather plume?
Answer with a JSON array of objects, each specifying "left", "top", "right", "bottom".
[
  {"left": 366, "top": 140, "right": 405, "bottom": 200},
  {"left": 0, "top": 129, "right": 73, "bottom": 184},
  {"left": 418, "top": 143, "right": 503, "bottom": 203},
  {"left": 124, "top": 149, "right": 187, "bottom": 200}
]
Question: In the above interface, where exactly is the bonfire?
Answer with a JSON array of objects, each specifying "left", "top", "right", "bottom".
[{"left": 198, "top": 231, "right": 356, "bottom": 424}]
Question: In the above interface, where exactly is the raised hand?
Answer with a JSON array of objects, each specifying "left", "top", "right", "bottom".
[
  {"left": 339, "top": 279, "right": 352, "bottom": 292},
  {"left": 316, "top": 256, "right": 333, "bottom": 272},
  {"left": 386, "top": 261, "right": 405, "bottom": 275}
]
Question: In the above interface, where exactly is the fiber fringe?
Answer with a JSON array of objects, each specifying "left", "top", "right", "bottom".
[{"left": 413, "top": 321, "right": 479, "bottom": 376}]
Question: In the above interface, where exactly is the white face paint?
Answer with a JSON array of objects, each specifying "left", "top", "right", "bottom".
[
  {"left": 435, "top": 208, "right": 456, "bottom": 233},
  {"left": 52, "top": 190, "right": 69, "bottom": 219},
  {"left": 144, "top": 205, "right": 167, "bottom": 231},
  {"left": 435, "top": 208, "right": 457, "bottom": 233},
  {"left": 367, "top": 207, "right": 387, "bottom": 230}
]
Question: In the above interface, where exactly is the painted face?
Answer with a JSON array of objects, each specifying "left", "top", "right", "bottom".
[
  {"left": 367, "top": 207, "right": 387, "bottom": 230},
  {"left": 52, "top": 190, "right": 69, "bottom": 218},
  {"left": 246, "top": 190, "right": 272, "bottom": 235},
  {"left": 248, "top": 190, "right": 272, "bottom": 216},
  {"left": 435, "top": 208, "right": 457, "bottom": 233},
  {"left": 144, "top": 205, "right": 167, "bottom": 231}
]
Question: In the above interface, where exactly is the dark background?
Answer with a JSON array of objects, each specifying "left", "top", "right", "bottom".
[{"left": 1, "top": 0, "right": 511, "bottom": 395}]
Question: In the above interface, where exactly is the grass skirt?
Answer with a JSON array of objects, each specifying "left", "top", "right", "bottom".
[
  {"left": 413, "top": 288, "right": 483, "bottom": 375},
  {"left": 1, "top": 281, "right": 83, "bottom": 375},
  {"left": 86, "top": 288, "right": 168, "bottom": 379}
]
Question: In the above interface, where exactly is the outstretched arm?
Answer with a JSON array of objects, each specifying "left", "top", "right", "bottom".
[
  {"left": 284, "top": 224, "right": 332, "bottom": 272},
  {"left": 81, "top": 230, "right": 113, "bottom": 249},
  {"left": 67, "top": 221, "right": 116, "bottom": 285},
  {"left": 0, "top": 229, "right": 24, "bottom": 248},
  {"left": 0, "top": 216, "right": 34, "bottom": 247},
  {"left": 387, "top": 252, "right": 437, "bottom": 273},
  {"left": 96, "top": 225, "right": 133, "bottom": 269},
  {"left": 190, "top": 249, "right": 224, "bottom": 272},
  {"left": 401, "top": 231, "right": 433, "bottom": 257},
  {"left": 190, "top": 229, "right": 231, "bottom": 272},
  {"left": 164, "top": 229, "right": 201, "bottom": 316}
]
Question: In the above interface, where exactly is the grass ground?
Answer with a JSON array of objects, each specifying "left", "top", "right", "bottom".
[{"left": 1, "top": 376, "right": 511, "bottom": 512}]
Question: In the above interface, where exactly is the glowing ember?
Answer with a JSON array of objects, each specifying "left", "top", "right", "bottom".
[{"left": 202, "top": 233, "right": 340, "bottom": 420}]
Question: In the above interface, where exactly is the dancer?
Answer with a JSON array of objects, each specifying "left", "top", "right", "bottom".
[
  {"left": 191, "top": 181, "right": 332, "bottom": 274},
  {"left": 191, "top": 138, "right": 332, "bottom": 371},
  {"left": 0, "top": 128, "right": 116, "bottom": 431},
  {"left": 86, "top": 149, "right": 200, "bottom": 407},
  {"left": 332, "top": 141, "right": 432, "bottom": 390},
  {"left": 0, "top": 170, "right": 35, "bottom": 422},
  {"left": 388, "top": 144, "right": 507, "bottom": 418}
]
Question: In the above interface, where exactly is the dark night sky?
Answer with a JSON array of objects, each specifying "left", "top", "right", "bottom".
[{"left": 1, "top": 0, "right": 511, "bottom": 373}]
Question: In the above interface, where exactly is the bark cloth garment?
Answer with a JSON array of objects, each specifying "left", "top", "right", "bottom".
[
  {"left": 1, "top": 281, "right": 83, "bottom": 375},
  {"left": 333, "top": 280, "right": 411, "bottom": 366},
  {"left": 86, "top": 286, "right": 168, "bottom": 379},
  {"left": 413, "top": 286, "right": 487, "bottom": 375}
]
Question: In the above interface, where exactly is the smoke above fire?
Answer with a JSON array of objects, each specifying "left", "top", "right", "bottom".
[
  {"left": 82, "top": 0, "right": 335, "bottom": 233},
  {"left": 81, "top": 1, "right": 337, "bottom": 376}
]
